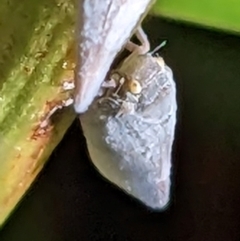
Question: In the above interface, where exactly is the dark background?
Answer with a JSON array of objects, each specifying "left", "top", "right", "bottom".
[{"left": 1, "top": 17, "right": 240, "bottom": 241}]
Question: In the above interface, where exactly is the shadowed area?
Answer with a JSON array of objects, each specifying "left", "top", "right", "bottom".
[{"left": 1, "top": 17, "right": 240, "bottom": 241}]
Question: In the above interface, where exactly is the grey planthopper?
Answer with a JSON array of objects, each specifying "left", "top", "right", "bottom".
[{"left": 75, "top": 0, "right": 177, "bottom": 209}]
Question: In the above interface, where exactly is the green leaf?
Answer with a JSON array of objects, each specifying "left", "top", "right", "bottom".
[{"left": 152, "top": 0, "right": 240, "bottom": 35}]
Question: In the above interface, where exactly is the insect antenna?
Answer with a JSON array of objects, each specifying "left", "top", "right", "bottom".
[{"left": 149, "top": 40, "right": 168, "bottom": 56}]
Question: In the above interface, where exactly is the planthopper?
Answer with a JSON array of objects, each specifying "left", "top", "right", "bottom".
[{"left": 74, "top": 0, "right": 177, "bottom": 209}]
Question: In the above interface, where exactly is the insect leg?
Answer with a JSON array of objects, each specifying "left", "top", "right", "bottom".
[{"left": 125, "top": 26, "right": 150, "bottom": 55}]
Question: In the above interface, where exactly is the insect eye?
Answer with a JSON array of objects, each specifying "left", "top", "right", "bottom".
[{"left": 128, "top": 80, "right": 142, "bottom": 94}]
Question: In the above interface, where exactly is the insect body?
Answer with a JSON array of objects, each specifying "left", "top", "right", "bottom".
[{"left": 80, "top": 29, "right": 177, "bottom": 209}]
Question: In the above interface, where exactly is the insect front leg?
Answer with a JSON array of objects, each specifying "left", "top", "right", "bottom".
[
  {"left": 115, "top": 101, "right": 136, "bottom": 117},
  {"left": 97, "top": 78, "right": 117, "bottom": 97},
  {"left": 125, "top": 26, "right": 150, "bottom": 55}
]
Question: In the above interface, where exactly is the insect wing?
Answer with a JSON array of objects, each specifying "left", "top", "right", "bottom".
[{"left": 80, "top": 57, "right": 177, "bottom": 210}]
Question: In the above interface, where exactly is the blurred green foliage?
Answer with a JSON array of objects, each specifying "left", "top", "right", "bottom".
[{"left": 152, "top": 0, "right": 240, "bottom": 35}]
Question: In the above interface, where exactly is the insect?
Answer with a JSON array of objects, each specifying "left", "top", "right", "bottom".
[{"left": 80, "top": 27, "right": 177, "bottom": 210}]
